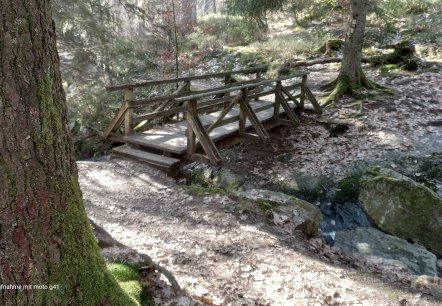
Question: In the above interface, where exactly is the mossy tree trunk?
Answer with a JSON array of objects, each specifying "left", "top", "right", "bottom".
[
  {"left": 324, "top": 0, "right": 383, "bottom": 104},
  {"left": 0, "top": 1, "right": 134, "bottom": 305}
]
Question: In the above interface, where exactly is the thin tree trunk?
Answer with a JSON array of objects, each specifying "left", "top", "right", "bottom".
[
  {"left": 0, "top": 1, "right": 133, "bottom": 305},
  {"left": 322, "top": 0, "right": 387, "bottom": 104},
  {"left": 172, "top": 0, "right": 180, "bottom": 80},
  {"left": 339, "top": 0, "right": 368, "bottom": 83}
]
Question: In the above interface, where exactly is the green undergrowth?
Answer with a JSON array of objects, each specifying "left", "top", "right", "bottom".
[{"left": 107, "top": 263, "right": 154, "bottom": 306}]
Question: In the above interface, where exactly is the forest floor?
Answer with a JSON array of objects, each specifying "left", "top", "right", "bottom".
[{"left": 78, "top": 66, "right": 442, "bottom": 305}]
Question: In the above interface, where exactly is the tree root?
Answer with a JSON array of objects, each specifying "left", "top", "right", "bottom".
[
  {"left": 321, "top": 71, "right": 394, "bottom": 106},
  {"left": 90, "top": 219, "right": 182, "bottom": 293},
  {"left": 139, "top": 254, "right": 182, "bottom": 293}
]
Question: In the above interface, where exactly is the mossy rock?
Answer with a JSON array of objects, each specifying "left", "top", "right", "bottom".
[
  {"left": 190, "top": 164, "right": 245, "bottom": 191},
  {"left": 359, "top": 167, "right": 442, "bottom": 256},
  {"left": 371, "top": 41, "right": 419, "bottom": 72},
  {"left": 317, "top": 39, "right": 344, "bottom": 55},
  {"left": 239, "top": 189, "right": 323, "bottom": 237},
  {"left": 335, "top": 227, "right": 437, "bottom": 276},
  {"left": 394, "top": 40, "right": 416, "bottom": 57},
  {"left": 333, "top": 171, "right": 364, "bottom": 204},
  {"left": 266, "top": 173, "right": 330, "bottom": 202}
]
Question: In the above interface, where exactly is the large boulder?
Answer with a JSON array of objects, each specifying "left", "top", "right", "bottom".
[
  {"left": 334, "top": 227, "right": 437, "bottom": 276},
  {"left": 359, "top": 167, "right": 442, "bottom": 256},
  {"left": 240, "top": 189, "right": 323, "bottom": 237}
]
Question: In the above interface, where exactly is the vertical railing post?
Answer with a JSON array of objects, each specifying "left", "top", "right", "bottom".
[
  {"left": 255, "top": 70, "right": 262, "bottom": 101},
  {"left": 223, "top": 74, "right": 232, "bottom": 109},
  {"left": 124, "top": 89, "right": 134, "bottom": 135},
  {"left": 300, "top": 74, "right": 307, "bottom": 110},
  {"left": 273, "top": 81, "right": 282, "bottom": 121},
  {"left": 224, "top": 74, "right": 232, "bottom": 85},
  {"left": 186, "top": 99, "right": 197, "bottom": 155},
  {"left": 178, "top": 80, "right": 191, "bottom": 120},
  {"left": 239, "top": 88, "right": 247, "bottom": 133}
]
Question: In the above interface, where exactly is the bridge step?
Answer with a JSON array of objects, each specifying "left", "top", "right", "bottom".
[{"left": 112, "top": 146, "right": 180, "bottom": 174}]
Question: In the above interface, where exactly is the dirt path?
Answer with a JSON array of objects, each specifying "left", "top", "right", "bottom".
[
  {"left": 78, "top": 69, "right": 442, "bottom": 305},
  {"left": 79, "top": 159, "right": 441, "bottom": 305}
]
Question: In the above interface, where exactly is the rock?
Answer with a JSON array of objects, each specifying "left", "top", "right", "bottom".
[
  {"left": 240, "top": 189, "right": 323, "bottom": 237},
  {"left": 317, "top": 39, "right": 344, "bottom": 55},
  {"left": 266, "top": 173, "right": 329, "bottom": 201},
  {"left": 359, "top": 167, "right": 442, "bottom": 256},
  {"left": 329, "top": 122, "right": 350, "bottom": 137},
  {"left": 212, "top": 168, "right": 246, "bottom": 191},
  {"left": 190, "top": 164, "right": 245, "bottom": 191},
  {"left": 334, "top": 227, "right": 437, "bottom": 276}
]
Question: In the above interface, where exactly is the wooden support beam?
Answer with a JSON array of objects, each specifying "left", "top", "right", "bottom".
[
  {"left": 281, "top": 86, "right": 301, "bottom": 107},
  {"left": 239, "top": 89, "right": 269, "bottom": 141},
  {"left": 124, "top": 89, "right": 135, "bottom": 135},
  {"left": 206, "top": 92, "right": 243, "bottom": 134},
  {"left": 274, "top": 81, "right": 282, "bottom": 121},
  {"left": 304, "top": 85, "right": 323, "bottom": 114},
  {"left": 300, "top": 74, "right": 307, "bottom": 109},
  {"left": 187, "top": 127, "right": 196, "bottom": 155},
  {"left": 103, "top": 103, "right": 129, "bottom": 139},
  {"left": 186, "top": 99, "right": 222, "bottom": 166},
  {"left": 276, "top": 91, "right": 300, "bottom": 127}
]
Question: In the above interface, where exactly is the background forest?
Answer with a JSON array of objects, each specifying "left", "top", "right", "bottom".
[{"left": 54, "top": 0, "right": 442, "bottom": 159}]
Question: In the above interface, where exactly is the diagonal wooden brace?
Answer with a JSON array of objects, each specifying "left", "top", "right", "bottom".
[
  {"left": 186, "top": 100, "right": 222, "bottom": 166},
  {"left": 239, "top": 89, "right": 269, "bottom": 141}
]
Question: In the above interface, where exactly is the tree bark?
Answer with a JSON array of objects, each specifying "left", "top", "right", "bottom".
[
  {"left": 0, "top": 1, "right": 134, "bottom": 305},
  {"left": 322, "top": 0, "right": 387, "bottom": 104},
  {"left": 339, "top": 0, "right": 368, "bottom": 83}
]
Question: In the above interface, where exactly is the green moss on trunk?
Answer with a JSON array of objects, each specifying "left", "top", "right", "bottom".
[
  {"left": 40, "top": 177, "right": 137, "bottom": 305},
  {"left": 0, "top": 156, "right": 17, "bottom": 200}
]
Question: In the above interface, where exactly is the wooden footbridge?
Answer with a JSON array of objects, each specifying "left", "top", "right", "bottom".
[{"left": 104, "top": 66, "right": 322, "bottom": 176}]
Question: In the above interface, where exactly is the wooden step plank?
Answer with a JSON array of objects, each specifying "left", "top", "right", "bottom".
[{"left": 112, "top": 146, "right": 180, "bottom": 168}]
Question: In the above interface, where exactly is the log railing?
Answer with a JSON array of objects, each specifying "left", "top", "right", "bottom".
[{"left": 104, "top": 67, "right": 322, "bottom": 166}]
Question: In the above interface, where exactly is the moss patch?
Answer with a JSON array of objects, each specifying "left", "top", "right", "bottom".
[
  {"left": 107, "top": 263, "right": 154, "bottom": 306},
  {"left": 38, "top": 73, "right": 64, "bottom": 146},
  {"left": 333, "top": 171, "right": 364, "bottom": 204},
  {"left": 182, "top": 185, "right": 227, "bottom": 196},
  {"left": 42, "top": 177, "right": 137, "bottom": 305},
  {"left": 0, "top": 155, "right": 17, "bottom": 200}
]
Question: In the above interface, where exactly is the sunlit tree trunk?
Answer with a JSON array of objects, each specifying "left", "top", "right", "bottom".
[
  {"left": 339, "top": 0, "right": 367, "bottom": 83},
  {"left": 324, "top": 0, "right": 384, "bottom": 103},
  {"left": 0, "top": 0, "right": 133, "bottom": 304}
]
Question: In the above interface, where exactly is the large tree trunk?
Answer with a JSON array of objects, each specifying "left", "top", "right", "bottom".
[{"left": 0, "top": 1, "right": 133, "bottom": 305}]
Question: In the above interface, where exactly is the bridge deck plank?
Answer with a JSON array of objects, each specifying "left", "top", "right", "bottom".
[{"left": 122, "top": 99, "right": 291, "bottom": 154}]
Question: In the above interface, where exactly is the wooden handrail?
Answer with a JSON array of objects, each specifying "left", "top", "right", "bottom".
[
  {"left": 129, "top": 77, "right": 265, "bottom": 107},
  {"left": 173, "top": 74, "right": 305, "bottom": 103},
  {"left": 106, "top": 66, "right": 268, "bottom": 91}
]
